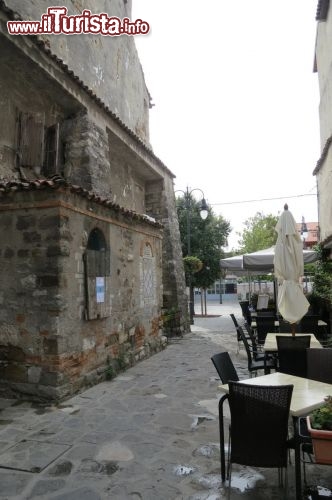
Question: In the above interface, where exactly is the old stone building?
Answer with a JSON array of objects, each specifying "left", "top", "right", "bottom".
[{"left": 0, "top": 0, "right": 188, "bottom": 401}]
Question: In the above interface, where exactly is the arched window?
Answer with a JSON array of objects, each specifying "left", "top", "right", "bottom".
[
  {"left": 85, "top": 228, "right": 109, "bottom": 277},
  {"left": 87, "top": 228, "right": 106, "bottom": 251},
  {"left": 84, "top": 228, "right": 110, "bottom": 320}
]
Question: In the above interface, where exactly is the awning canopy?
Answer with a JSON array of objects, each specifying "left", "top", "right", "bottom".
[{"left": 220, "top": 246, "right": 318, "bottom": 275}]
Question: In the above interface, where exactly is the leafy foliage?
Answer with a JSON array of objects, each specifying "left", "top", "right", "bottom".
[
  {"left": 310, "top": 396, "right": 332, "bottom": 431},
  {"left": 176, "top": 194, "right": 231, "bottom": 288},
  {"left": 237, "top": 212, "right": 278, "bottom": 253},
  {"left": 183, "top": 256, "right": 203, "bottom": 274},
  {"left": 312, "top": 244, "right": 332, "bottom": 305}
]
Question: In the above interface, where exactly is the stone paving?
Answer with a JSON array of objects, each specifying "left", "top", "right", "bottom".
[{"left": 0, "top": 297, "right": 331, "bottom": 499}]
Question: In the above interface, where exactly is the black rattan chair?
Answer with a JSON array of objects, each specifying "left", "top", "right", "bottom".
[
  {"left": 300, "top": 315, "right": 319, "bottom": 334},
  {"left": 230, "top": 313, "right": 252, "bottom": 353},
  {"left": 276, "top": 335, "right": 311, "bottom": 378},
  {"left": 237, "top": 326, "right": 277, "bottom": 376},
  {"left": 211, "top": 352, "right": 239, "bottom": 384},
  {"left": 230, "top": 313, "right": 240, "bottom": 329},
  {"left": 243, "top": 323, "right": 269, "bottom": 362},
  {"left": 256, "top": 315, "right": 276, "bottom": 345},
  {"left": 239, "top": 300, "right": 251, "bottom": 325},
  {"left": 278, "top": 319, "right": 292, "bottom": 333},
  {"left": 219, "top": 381, "right": 293, "bottom": 495},
  {"left": 307, "top": 348, "right": 332, "bottom": 383}
]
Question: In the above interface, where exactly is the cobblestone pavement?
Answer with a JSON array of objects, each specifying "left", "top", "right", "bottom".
[{"left": 0, "top": 298, "right": 331, "bottom": 499}]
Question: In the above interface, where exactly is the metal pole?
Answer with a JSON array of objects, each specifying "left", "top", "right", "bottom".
[
  {"left": 186, "top": 188, "right": 194, "bottom": 324},
  {"left": 175, "top": 186, "right": 207, "bottom": 325}
]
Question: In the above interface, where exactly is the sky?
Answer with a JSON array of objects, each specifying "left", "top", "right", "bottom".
[{"left": 132, "top": 1, "right": 321, "bottom": 249}]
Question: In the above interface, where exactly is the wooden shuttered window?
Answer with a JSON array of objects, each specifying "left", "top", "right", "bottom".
[
  {"left": 85, "top": 249, "right": 110, "bottom": 278},
  {"left": 84, "top": 229, "right": 110, "bottom": 320},
  {"left": 16, "top": 111, "right": 61, "bottom": 175},
  {"left": 84, "top": 250, "right": 111, "bottom": 320},
  {"left": 18, "top": 112, "right": 45, "bottom": 168},
  {"left": 44, "top": 123, "right": 60, "bottom": 176}
]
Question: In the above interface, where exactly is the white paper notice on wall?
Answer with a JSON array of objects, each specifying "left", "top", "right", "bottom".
[{"left": 96, "top": 277, "right": 105, "bottom": 303}]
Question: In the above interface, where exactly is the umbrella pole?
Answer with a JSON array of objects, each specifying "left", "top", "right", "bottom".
[{"left": 291, "top": 323, "right": 296, "bottom": 337}]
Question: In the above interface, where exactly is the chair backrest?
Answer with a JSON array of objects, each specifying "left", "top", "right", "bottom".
[
  {"left": 278, "top": 320, "right": 291, "bottom": 333},
  {"left": 239, "top": 301, "right": 251, "bottom": 325},
  {"left": 300, "top": 315, "right": 319, "bottom": 333},
  {"left": 256, "top": 294, "right": 269, "bottom": 310},
  {"left": 237, "top": 326, "right": 253, "bottom": 367},
  {"left": 230, "top": 314, "right": 241, "bottom": 342},
  {"left": 239, "top": 300, "right": 249, "bottom": 316},
  {"left": 307, "top": 348, "right": 332, "bottom": 384},
  {"left": 256, "top": 316, "right": 275, "bottom": 344},
  {"left": 244, "top": 324, "right": 256, "bottom": 344},
  {"left": 228, "top": 381, "right": 293, "bottom": 467},
  {"left": 230, "top": 313, "right": 239, "bottom": 328},
  {"left": 276, "top": 335, "right": 311, "bottom": 378},
  {"left": 211, "top": 352, "right": 239, "bottom": 384}
]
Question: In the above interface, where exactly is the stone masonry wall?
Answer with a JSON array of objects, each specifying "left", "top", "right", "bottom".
[
  {"left": 0, "top": 1, "right": 190, "bottom": 344},
  {"left": 62, "top": 113, "right": 112, "bottom": 199},
  {"left": 5, "top": 0, "right": 151, "bottom": 144},
  {"left": 146, "top": 176, "right": 189, "bottom": 333},
  {"left": 0, "top": 188, "right": 164, "bottom": 401}
]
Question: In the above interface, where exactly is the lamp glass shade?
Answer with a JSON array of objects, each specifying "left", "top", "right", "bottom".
[
  {"left": 200, "top": 198, "right": 208, "bottom": 220},
  {"left": 200, "top": 209, "right": 208, "bottom": 220}
]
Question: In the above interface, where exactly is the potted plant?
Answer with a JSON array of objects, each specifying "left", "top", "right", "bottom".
[{"left": 307, "top": 396, "right": 332, "bottom": 464}]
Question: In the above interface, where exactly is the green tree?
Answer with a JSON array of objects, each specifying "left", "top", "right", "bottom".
[
  {"left": 312, "top": 244, "right": 332, "bottom": 305},
  {"left": 176, "top": 194, "right": 231, "bottom": 289},
  {"left": 237, "top": 212, "right": 278, "bottom": 253}
]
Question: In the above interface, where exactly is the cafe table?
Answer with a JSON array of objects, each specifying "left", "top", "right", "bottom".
[
  {"left": 251, "top": 319, "right": 279, "bottom": 331},
  {"left": 251, "top": 318, "right": 327, "bottom": 331},
  {"left": 219, "top": 372, "right": 332, "bottom": 499},
  {"left": 263, "top": 332, "right": 322, "bottom": 353}
]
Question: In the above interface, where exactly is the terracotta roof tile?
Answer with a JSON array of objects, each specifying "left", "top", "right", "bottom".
[{"left": 0, "top": 175, "right": 162, "bottom": 228}]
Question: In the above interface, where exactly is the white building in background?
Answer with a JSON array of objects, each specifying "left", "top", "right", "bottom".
[{"left": 314, "top": 0, "right": 332, "bottom": 249}]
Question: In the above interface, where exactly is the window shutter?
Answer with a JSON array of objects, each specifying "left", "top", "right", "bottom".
[
  {"left": 19, "top": 112, "right": 45, "bottom": 168},
  {"left": 84, "top": 249, "right": 110, "bottom": 320},
  {"left": 44, "top": 123, "right": 60, "bottom": 176}
]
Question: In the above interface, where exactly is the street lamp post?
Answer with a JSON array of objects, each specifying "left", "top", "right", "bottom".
[
  {"left": 175, "top": 187, "right": 208, "bottom": 324},
  {"left": 219, "top": 275, "right": 223, "bottom": 304}
]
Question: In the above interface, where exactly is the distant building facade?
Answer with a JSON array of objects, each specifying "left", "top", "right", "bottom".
[
  {"left": 0, "top": 0, "right": 188, "bottom": 401},
  {"left": 295, "top": 222, "right": 319, "bottom": 248}
]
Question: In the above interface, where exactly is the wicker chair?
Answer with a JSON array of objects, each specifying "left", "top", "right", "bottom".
[
  {"left": 211, "top": 352, "right": 239, "bottom": 384},
  {"left": 219, "top": 381, "right": 293, "bottom": 496},
  {"left": 300, "top": 315, "right": 319, "bottom": 334},
  {"left": 230, "top": 313, "right": 252, "bottom": 353},
  {"left": 279, "top": 321, "right": 290, "bottom": 333},
  {"left": 276, "top": 335, "right": 311, "bottom": 378},
  {"left": 256, "top": 315, "right": 276, "bottom": 345},
  {"left": 237, "top": 326, "right": 277, "bottom": 376},
  {"left": 307, "top": 348, "right": 332, "bottom": 383},
  {"left": 239, "top": 300, "right": 251, "bottom": 325}
]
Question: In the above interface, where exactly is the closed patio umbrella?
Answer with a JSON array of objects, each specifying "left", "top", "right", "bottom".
[{"left": 274, "top": 204, "right": 309, "bottom": 335}]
